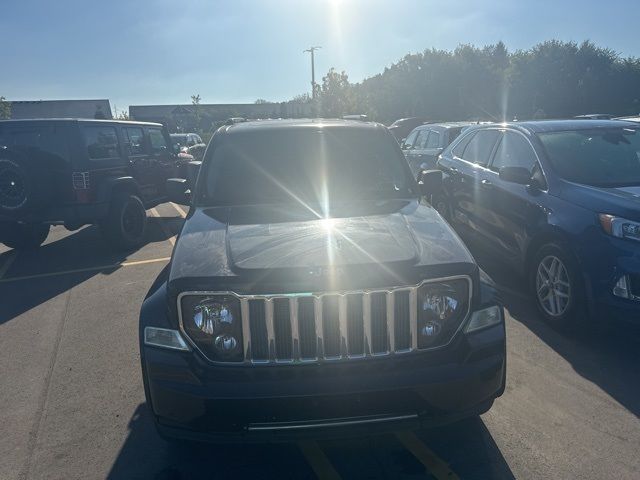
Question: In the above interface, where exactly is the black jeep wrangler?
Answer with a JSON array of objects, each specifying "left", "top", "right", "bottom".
[
  {"left": 0, "top": 118, "right": 192, "bottom": 250},
  {"left": 140, "top": 119, "right": 506, "bottom": 442}
]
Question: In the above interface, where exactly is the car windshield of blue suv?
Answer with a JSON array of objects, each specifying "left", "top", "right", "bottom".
[
  {"left": 538, "top": 127, "right": 640, "bottom": 186},
  {"left": 202, "top": 127, "right": 417, "bottom": 207}
]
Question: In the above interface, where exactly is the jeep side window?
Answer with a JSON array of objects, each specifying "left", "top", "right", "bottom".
[
  {"left": 415, "top": 129, "right": 430, "bottom": 149},
  {"left": 426, "top": 130, "right": 440, "bottom": 148},
  {"left": 148, "top": 128, "right": 168, "bottom": 154},
  {"left": 123, "top": 127, "right": 145, "bottom": 156},
  {"left": 403, "top": 130, "right": 419, "bottom": 149},
  {"left": 84, "top": 126, "right": 120, "bottom": 160}
]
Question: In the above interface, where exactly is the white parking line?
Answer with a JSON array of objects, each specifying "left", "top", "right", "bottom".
[
  {"left": 170, "top": 202, "right": 187, "bottom": 218},
  {"left": 0, "top": 257, "right": 171, "bottom": 284},
  {"left": 0, "top": 252, "right": 17, "bottom": 279},
  {"left": 150, "top": 208, "right": 176, "bottom": 246}
]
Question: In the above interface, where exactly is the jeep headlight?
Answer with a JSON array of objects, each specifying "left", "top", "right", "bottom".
[
  {"left": 417, "top": 279, "right": 470, "bottom": 349},
  {"left": 180, "top": 295, "right": 243, "bottom": 362},
  {"left": 599, "top": 214, "right": 640, "bottom": 242}
]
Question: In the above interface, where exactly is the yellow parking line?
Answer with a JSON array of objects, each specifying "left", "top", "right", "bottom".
[
  {"left": 170, "top": 202, "right": 188, "bottom": 218},
  {"left": 150, "top": 208, "right": 176, "bottom": 246},
  {"left": 0, "top": 257, "right": 170, "bottom": 283},
  {"left": 298, "top": 441, "right": 342, "bottom": 480},
  {"left": 396, "top": 431, "right": 459, "bottom": 480},
  {"left": 0, "top": 252, "right": 17, "bottom": 279}
]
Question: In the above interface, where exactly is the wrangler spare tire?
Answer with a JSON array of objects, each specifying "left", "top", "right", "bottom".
[
  {"left": 0, "top": 158, "right": 31, "bottom": 213},
  {"left": 0, "top": 153, "right": 52, "bottom": 215}
]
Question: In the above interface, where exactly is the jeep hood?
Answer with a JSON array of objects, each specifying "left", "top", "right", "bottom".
[{"left": 168, "top": 201, "right": 475, "bottom": 288}]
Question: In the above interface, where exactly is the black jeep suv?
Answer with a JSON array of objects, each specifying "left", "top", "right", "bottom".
[
  {"left": 140, "top": 119, "right": 506, "bottom": 442},
  {"left": 0, "top": 118, "right": 189, "bottom": 250}
]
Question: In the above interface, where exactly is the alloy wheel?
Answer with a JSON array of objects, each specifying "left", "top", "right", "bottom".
[{"left": 536, "top": 255, "right": 571, "bottom": 317}]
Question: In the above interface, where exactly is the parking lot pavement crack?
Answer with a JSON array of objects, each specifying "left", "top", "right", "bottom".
[{"left": 19, "top": 289, "right": 73, "bottom": 480}]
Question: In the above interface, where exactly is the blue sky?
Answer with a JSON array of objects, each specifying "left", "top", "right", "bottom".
[{"left": 2, "top": 0, "right": 640, "bottom": 113}]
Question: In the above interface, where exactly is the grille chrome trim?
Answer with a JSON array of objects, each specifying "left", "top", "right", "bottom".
[{"left": 176, "top": 275, "right": 472, "bottom": 365}]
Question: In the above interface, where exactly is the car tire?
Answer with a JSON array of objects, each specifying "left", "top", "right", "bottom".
[
  {"left": 529, "top": 242, "right": 585, "bottom": 330},
  {"left": 100, "top": 193, "right": 147, "bottom": 250},
  {"left": 0, "top": 222, "right": 50, "bottom": 250},
  {"left": 0, "top": 156, "right": 52, "bottom": 215}
]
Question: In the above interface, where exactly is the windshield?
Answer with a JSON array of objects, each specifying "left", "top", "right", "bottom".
[
  {"left": 202, "top": 126, "right": 415, "bottom": 207},
  {"left": 538, "top": 127, "right": 640, "bottom": 186},
  {"left": 170, "top": 134, "right": 188, "bottom": 145}
]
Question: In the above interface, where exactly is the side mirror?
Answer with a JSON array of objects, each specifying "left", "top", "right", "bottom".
[
  {"left": 499, "top": 166, "right": 532, "bottom": 185},
  {"left": 166, "top": 178, "right": 191, "bottom": 205},
  {"left": 417, "top": 169, "right": 443, "bottom": 197}
]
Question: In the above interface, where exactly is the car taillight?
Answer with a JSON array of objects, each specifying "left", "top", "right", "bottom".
[{"left": 72, "top": 172, "right": 93, "bottom": 203}]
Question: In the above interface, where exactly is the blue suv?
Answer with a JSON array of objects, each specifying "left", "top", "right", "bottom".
[{"left": 434, "top": 120, "right": 640, "bottom": 329}]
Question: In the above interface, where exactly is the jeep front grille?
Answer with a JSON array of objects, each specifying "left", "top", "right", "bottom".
[
  {"left": 178, "top": 276, "right": 472, "bottom": 365},
  {"left": 242, "top": 290, "right": 411, "bottom": 363}
]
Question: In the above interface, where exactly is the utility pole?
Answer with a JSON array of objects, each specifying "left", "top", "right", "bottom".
[{"left": 303, "top": 46, "right": 321, "bottom": 100}]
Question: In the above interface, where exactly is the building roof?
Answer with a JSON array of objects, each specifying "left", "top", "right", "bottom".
[{"left": 8, "top": 100, "right": 112, "bottom": 119}]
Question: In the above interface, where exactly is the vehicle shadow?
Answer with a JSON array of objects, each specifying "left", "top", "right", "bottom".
[
  {"left": 107, "top": 404, "right": 514, "bottom": 479},
  {"left": 0, "top": 214, "right": 183, "bottom": 326},
  {"left": 107, "top": 404, "right": 315, "bottom": 480},
  {"left": 474, "top": 249, "right": 640, "bottom": 419}
]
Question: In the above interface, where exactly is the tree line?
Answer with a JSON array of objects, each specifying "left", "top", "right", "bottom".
[{"left": 313, "top": 40, "right": 640, "bottom": 124}]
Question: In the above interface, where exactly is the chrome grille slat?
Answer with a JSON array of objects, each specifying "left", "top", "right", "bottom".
[
  {"left": 370, "top": 292, "right": 388, "bottom": 354},
  {"left": 386, "top": 292, "right": 395, "bottom": 353},
  {"left": 322, "top": 296, "right": 341, "bottom": 359},
  {"left": 410, "top": 288, "right": 418, "bottom": 351},
  {"left": 186, "top": 276, "right": 472, "bottom": 365},
  {"left": 363, "top": 292, "right": 372, "bottom": 356},
  {"left": 346, "top": 294, "right": 365, "bottom": 357},
  {"left": 265, "top": 299, "right": 276, "bottom": 362},
  {"left": 273, "top": 298, "right": 293, "bottom": 361},
  {"left": 298, "top": 297, "right": 317, "bottom": 360}
]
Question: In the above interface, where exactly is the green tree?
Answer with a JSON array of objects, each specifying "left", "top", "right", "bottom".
[
  {"left": 320, "top": 68, "right": 354, "bottom": 117},
  {"left": 0, "top": 97, "right": 11, "bottom": 119}
]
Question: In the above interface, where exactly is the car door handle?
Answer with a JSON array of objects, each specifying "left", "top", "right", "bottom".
[{"left": 481, "top": 179, "right": 493, "bottom": 188}]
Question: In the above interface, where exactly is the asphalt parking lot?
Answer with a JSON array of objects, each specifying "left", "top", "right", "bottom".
[{"left": 1, "top": 202, "right": 638, "bottom": 480}]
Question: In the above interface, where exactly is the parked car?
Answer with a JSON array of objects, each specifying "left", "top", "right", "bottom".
[
  {"left": 0, "top": 118, "right": 189, "bottom": 250},
  {"left": 140, "top": 119, "right": 506, "bottom": 442},
  {"left": 574, "top": 114, "right": 615, "bottom": 120},
  {"left": 170, "top": 133, "right": 204, "bottom": 152},
  {"left": 434, "top": 120, "right": 640, "bottom": 329},
  {"left": 402, "top": 122, "right": 474, "bottom": 177},
  {"left": 387, "top": 117, "right": 429, "bottom": 142}
]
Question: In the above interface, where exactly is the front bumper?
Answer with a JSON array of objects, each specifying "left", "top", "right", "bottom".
[
  {"left": 581, "top": 234, "right": 640, "bottom": 325},
  {"left": 141, "top": 321, "right": 506, "bottom": 442}
]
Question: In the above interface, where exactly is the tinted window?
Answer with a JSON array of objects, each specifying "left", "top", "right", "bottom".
[
  {"left": 0, "top": 125, "right": 69, "bottom": 159},
  {"left": 447, "top": 127, "right": 463, "bottom": 146},
  {"left": 171, "top": 134, "right": 188, "bottom": 146},
  {"left": 538, "top": 127, "right": 640, "bottom": 186},
  {"left": 123, "top": 127, "right": 145, "bottom": 156},
  {"left": 461, "top": 129, "right": 500, "bottom": 165},
  {"left": 204, "top": 128, "right": 415, "bottom": 207},
  {"left": 415, "top": 130, "right": 430, "bottom": 149},
  {"left": 403, "top": 130, "right": 419, "bottom": 149},
  {"left": 84, "top": 126, "right": 119, "bottom": 160},
  {"left": 452, "top": 132, "right": 475, "bottom": 157},
  {"left": 426, "top": 130, "right": 440, "bottom": 148},
  {"left": 149, "top": 128, "right": 168, "bottom": 153},
  {"left": 491, "top": 132, "right": 538, "bottom": 172}
]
